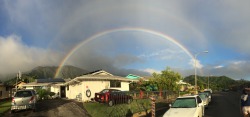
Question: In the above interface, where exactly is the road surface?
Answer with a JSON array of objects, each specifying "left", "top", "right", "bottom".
[
  {"left": 204, "top": 91, "right": 242, "bottom": 117},
  {"left": 3, "top": 99, "right": 91, "bottom": 117},
  {"left": 157, "top": 91, "right": 242, "bottom": 117}
]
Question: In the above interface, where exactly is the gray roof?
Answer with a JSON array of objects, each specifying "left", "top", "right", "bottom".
[
  {"left": 65, "top": 70, "right": 137, "bottom": 85},
  {"left": 36, "top": 78, "right": 65, "bottom": 83}
]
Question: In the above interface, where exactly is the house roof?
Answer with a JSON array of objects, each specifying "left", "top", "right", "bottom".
[
  {"left": 126, "top": 74, "right": 141, "bottom": 79},
  {"left": 21, "top": 82, "right": 51, "bottom": 87},
  {"left": 65, "top": 70, "right": 137, "bottom": 85},
  {"left": 36, "top": 78, "right": 65, "bottom": 83},
  {"left": 13, "top": 81, "right": 26, "bottom": 87},
  {"left": 81, "top": 69, "right": 113, "bottom": 76}
]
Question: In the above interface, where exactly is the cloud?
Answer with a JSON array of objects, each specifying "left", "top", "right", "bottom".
[
  {"left": 214, "top": 65, "right": 224, "bottom": 69},
  {"left": 141, "top": 68, "right": 161, "bottom": 74},
  {"left": 2, "top": 0, "right": 250, "bottom": 81},
  {"left": 0, "top": 35, "right": 63, "bottom": 74},
  {"left": 189, "top": 59, "right": 203, "bottom": 69},
  {"left": 199, "top": 60, "right": 250, "bottom": 80}
]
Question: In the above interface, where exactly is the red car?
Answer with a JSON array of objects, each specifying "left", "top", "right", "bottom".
[{"left": 94, "top": 89, "right": 132, "bottom": 106}]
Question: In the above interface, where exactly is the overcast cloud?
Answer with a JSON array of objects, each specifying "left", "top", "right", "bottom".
[{"left": 1, "top": 0, "right": 250, "bottom": 80}]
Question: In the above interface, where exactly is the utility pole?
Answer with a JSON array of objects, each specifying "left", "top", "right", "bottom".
[
  {"left": 16, "top": 73, "right": 18, "bottom": 92},
  {"left": 15, "top": 71, "right": 22, "bottom": 92},
  {"left": 194, "top": 51, "right": 208, "bottom": 93},
  {"left": 207, "top": 75, "right": 209, "bottom": 89}
]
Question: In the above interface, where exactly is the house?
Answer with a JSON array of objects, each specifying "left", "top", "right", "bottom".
[
  {"left": 126, "top": 74, "right": 150, "bottom": 81},
  {"left": 13, "top": 81, "right": 26, "bottom": 90},
  {"left": 177, "top": 80, "right": 192, "bottom": 91},
  {"left": 21, "top": 78, "right": 66, "bottom": 98},
  {"left": 65, "top": 70, "right": 134, "bottom": 102},
  {"left": 0, "top": 83, "right": 12, "bottom": 99},
  {"left": 126, "top": 74, "right": 142, "bottom": 80}
]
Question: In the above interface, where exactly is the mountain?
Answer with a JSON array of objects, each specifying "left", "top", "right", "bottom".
[
  {"left": 2, "top": 65, "right": 89, "bottom": 85},
  {"left": 183, "top": 75, "right": 238, "bottom": 90},
  {"left": 28, "top": 65, "right": 89, "bottom": 79}
]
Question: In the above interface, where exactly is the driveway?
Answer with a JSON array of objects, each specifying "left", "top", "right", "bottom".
[{"left": 4, "top": 99, "right": 91, "bottom": 117}]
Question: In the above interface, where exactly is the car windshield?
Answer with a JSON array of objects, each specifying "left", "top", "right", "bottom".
[
  {"left": 15, "top": 91, "right": 32, "bottom": 97},
  {"left": 100, "top": 89, "right": 109, "bottom": 93},
  {"left": 198, "top": 94, "right": 206, "bottom": 100},
  {"left": 172, "top": 98, "right": 196, "bottom": 108},
  {"left": 203, "top": 91, "right": 211, "bottom": 96}
]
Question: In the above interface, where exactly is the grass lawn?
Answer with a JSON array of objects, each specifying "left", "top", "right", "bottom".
[
  {"left": 0, "top": 99, "right": 11, "bottom": 116},
  {"left": 84, "top": 99, "right": 169, "bottom": 117}
]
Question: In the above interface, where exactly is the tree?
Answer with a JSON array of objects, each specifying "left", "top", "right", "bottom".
[{"left": 152, "top": 67, "right": 182, "bottom": 92}]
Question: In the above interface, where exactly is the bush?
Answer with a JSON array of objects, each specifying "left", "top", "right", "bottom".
[
  {"left": 36, "top": 88, "right": 49, "bottom": 100},
  {"left": 49, "top": 92, "right": 56, "bottom": 96}
]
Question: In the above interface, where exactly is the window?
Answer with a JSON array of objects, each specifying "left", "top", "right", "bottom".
[
  {"left": 15, "top": 91, "right": 32, "bottom": 97},
  {"left": 197, "top": 96, "right": 202, "bottom": 104},
  {"left": 110, "top": 81, "right": 121, "bottom": 88},
  {"left": 6, "top": 86, "right": 9, "bottom": 91}
]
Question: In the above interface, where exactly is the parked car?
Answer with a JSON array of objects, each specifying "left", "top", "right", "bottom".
[
  {"left": 204, "top": 89, "right": 212, "bottom": 93},
  {"left": 203, "top": 90, "right": 212, "bottom": 102},
  {"left": 11, "top": 90, "right": 37, "bottom": 113},
  {"left": 198, "top": 92, "right": 209, "bottom": 108},
  {"left": 94, "top": 89, "right": 133, "bottom": 106},
  {"left": 163, "top": 95, "right": 204, "bottom": 117}
]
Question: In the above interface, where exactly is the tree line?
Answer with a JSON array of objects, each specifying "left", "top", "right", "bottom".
[{"left": 130, "top": 67, "right": 250, "bottom": 92}]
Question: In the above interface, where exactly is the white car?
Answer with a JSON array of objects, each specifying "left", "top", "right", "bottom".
[
  {"left": 204, "top": 89, "right": 212, "bottom": 93},
  {"left": 163, "top": 95, "right": 204, "bottom": 117},
  {"left": 198, "top": 93, "right": 209, "bottom": 108}
]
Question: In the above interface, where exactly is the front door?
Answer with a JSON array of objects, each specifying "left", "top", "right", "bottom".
[{"left": 60, "top": 86, "right": 66, "bottom": 98}]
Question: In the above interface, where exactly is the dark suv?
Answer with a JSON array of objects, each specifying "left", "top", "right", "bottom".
[
  {"left": 94, "top": 89, "right": 132, "bottom": 106},
  {"left": 11, "top": 90, "right": 37, "bottom": 113}
]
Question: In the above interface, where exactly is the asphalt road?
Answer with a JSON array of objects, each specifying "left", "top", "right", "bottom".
[
  {"left": 204, "top": 91, "right": 242, "bottom": 117},
  {"left": 3, "top": 99, "right": 91, "bottom": 117},
  {"left": 157, "top": 91, "right": 242, "bottom": 117}
]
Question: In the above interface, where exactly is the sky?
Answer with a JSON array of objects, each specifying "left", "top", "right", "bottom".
[{"left": 1, "top": 0, "right": 250, "bottom": 80}]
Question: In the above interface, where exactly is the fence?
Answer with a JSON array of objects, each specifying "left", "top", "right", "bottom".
[{"left": 105, "top": 90, "right": 178, "bottom": 117}]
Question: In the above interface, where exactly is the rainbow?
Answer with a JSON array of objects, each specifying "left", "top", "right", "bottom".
[{"left": 54, "top": 27, "right": 194, "bottom": 78}]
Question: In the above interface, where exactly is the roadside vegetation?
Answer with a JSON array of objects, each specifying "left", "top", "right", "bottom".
[
  {"left": 0, "top": 99, "right": 11, "bottom": 116},
  {"left": 84, "top": 98, "right": 170, "bottom": 117}
]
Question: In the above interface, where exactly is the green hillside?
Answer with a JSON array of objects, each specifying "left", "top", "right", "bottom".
[
  {"left": 3, "top": 65, "right": 89, "bottom": 85},
  {"left": 183, "top": 75, "right": 237, "bottom": 91}
]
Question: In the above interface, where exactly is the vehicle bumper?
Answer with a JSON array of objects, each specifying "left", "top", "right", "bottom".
[
  {"left": 95, "top": 98, "right": 105, "bottom": 103},
  {"left": 11, "top": 104, "right": 35, "bottom": 110}
]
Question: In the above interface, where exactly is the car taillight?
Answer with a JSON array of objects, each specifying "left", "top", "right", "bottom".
[
  {"left": 29, "top": 96, "right": 34, "bottom": 103},
  {"left": 12, "top": 97, "right": 15, "bottom": 103}
]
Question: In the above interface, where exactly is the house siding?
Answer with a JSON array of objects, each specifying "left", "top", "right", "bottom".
[
  {"left": 66, "top": 83, "right": 83, "bottom": 100},
  {"left": 0, "top": 85, "right": 11, "bottom": 99},
  {"left": 66, "top": 81, "right": 130, "bottom": 101},
  {"left": 51, "top": 85, "right": 60, "bottom": 96}
]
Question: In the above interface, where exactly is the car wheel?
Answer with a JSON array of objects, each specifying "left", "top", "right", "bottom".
[
  {"left": 33, "top": 108, "right": 36, "bottom": 112},
  {"left": 10, "top": 110, "right": 15, "bottom": 114},
  {"left": 108, "top": 100, "right": 114, "bottom": 106}
]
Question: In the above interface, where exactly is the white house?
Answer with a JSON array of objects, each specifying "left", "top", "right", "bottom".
[
  {"left": 65, "top": 70, "right": 134, "bottom": 102},
  {"left": 21, "top": 78, "right": 67, "bottom": 98},
  {"left": 177, "top": 80, "right": 192, "bottom": 91}
]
